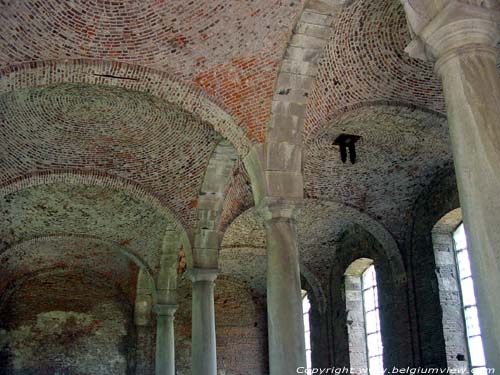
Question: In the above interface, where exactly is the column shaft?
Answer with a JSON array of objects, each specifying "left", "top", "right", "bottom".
[
  {"left": 189, "top": 269, "right": 218, "bottom": 375},
  {"left": 154, "top": 305, "right": 177, "bottom": 375},
  {"left": 266, "top": 217, "right": 306, "bottom": 375},
  {"left": 438, "top": 48, "right": 500, "bottom": 368}
]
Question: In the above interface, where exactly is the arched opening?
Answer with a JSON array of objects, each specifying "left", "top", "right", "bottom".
[
  {"left": 330, "top": 224, "right": 412, "bottom": 369},
  {"left": 344, "top": 258, "right": 383, "bottom": 374},
  {"left": 432, "top": 210, "right": 486, "bottom": 372}
]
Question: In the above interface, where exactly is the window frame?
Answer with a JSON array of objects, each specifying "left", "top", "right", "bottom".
[
  {"left": 302, "top": 289, "right": 312, "bottom": 373},
  {"left": 361, "top": 264, "right": 384, "bottom": 375},
  {"left": 452, "top": 222, "right": 487, "bottom": 373}
]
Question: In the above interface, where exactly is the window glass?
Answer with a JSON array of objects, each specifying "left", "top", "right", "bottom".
[
  {"left": 453, "top": 223, "right": 486, "bottom": 373},
  {"left": 362, "top": 265, "right": 383, "bottom": 375},
  {"left": 302, "top": 290, "right": 312, "bottom": 373}
]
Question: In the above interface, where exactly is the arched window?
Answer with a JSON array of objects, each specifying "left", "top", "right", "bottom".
[
  {"left": 344, "top": 259, "right": 384, "bottom": 375},
  {"left": 453, "top": 223, "right": 486, "bottom": 374},
  {"left": 302, "top": 289, "right": 312, "bottom": 373}
]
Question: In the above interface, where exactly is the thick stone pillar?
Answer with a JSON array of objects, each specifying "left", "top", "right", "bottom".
[
  {"left": 403, "top": 1, "right": 500, "bottom": 368},
  {"left": 154, "top": 304, "right": 177, "bottom": 375},
  {"left": 187, "top": 268, "right": 219, "bottom": 375},
  {"left": 262, "top": 204, "right": 306, "bottom": 375}
]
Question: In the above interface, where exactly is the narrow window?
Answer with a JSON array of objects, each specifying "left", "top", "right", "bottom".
[
  {"left": 345, "top": 259, "right": 384, "bottom": 375},
  {"left": 362, "top": 265, "right": 383, "bottom": 375},
  {"left": 302, "top": 290, "right": 312, "bottom": 373},
  {"left": 453, "top": 223, "right": 487, "bottom": 374}
]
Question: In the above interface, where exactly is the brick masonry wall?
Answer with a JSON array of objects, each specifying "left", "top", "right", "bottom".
[{"left": 0, "top": 270, "right": 134, "bottom": 375}]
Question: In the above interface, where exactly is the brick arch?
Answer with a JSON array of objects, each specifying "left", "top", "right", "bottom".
[
  {"left": 0, "top": 265, "right": 135, "bottom": 314},
  {"left": 0, "top": 170, "right": 183, "bottom": 231},
  {"left": 305, "top": 100, "right": 446, "bottom": 144},
  {"left": 306, "top": 198, "right": 406, "bottom": 280},
  {"left": 0, "top": 235, "right": 157, "bottom": 300},
  {"left": 0, "top": 59, "right": 252, "bottom": 157},
  {"left": 0, "top": 170, "right": 194, "bottom": 273}
]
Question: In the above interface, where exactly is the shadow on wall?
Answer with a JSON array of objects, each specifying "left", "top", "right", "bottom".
[{"left": 329, "top": 224, "right": 412, "bottom": 369}]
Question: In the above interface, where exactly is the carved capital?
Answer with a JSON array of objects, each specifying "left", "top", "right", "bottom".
[
  {"left": 153, "top": 303, "right": 178, "bottom": 317},
  {"left": 401, "top": 0, "right": 500, "bottom": 61},
  {"left": 256, "top": 197, "right": 302, "bottom": 224},
  {"left": 185, "top": 267, "right": 219, "bottom": 283}
]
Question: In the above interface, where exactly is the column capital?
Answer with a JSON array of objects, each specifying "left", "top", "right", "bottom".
[
  {"left": 153, "top": 303, "right": 178, "bottom": 317},
  {"left": 185, "top": 267, "right": 219, "bottom": 282},
  {"left": 402, "top": 0, "right": 500, "bottom": 63},
  {"left": 255, "top": 197, "right": 302, "bottom": 224}
]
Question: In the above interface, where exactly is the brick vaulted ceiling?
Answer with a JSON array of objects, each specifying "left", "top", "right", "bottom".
[
  {"left": 0, "top": 0, "right": 305, "bottom": 142},
  {"left": 0, "top": 0, "right": 461, "bottom": 298}
]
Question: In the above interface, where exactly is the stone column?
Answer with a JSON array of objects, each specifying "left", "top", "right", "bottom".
[
  {"left": 154, "top": 304, "right": 178, "bottom": 375},
  {"left": 403, "top": 1, "right": 500, "bottom": 368},
  {"left": 261, "top": 203, "right": 306, "bottom": 375},
  {"left": 187, "top": 268, "right": 219, "bottom": 375}
]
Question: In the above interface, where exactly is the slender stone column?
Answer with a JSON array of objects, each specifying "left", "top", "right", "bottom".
[
  {"left": 187, "top": 268, "right": 219, "bottom": 375},
  {"left": 261, "top": 203, "right": 306, "bottom": 375},
  {"left": 154, "top": 304, "right": 178, "bottom": 375},
  {"left": 403, "top": 1, "right": 500, "bottom": 368}
]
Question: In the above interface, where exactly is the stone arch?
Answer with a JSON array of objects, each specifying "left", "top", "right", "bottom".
[
  {"left": 191, "top": 139, "right": 241, "bottom": 268},
  {"left": 0, "top": 59, "right": 252, "bottom": 157},
  {"left": 268, "top": 0, "right": 340, "bottom": 150},
  {"left": 198, "top": 139, "right": 240, "bottom": 214},
  {"left": 242, "top": 0, "right": 342, "bottom": 206}
]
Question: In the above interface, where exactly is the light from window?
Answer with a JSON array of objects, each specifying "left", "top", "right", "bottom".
[
  {"left": 453, "top": 223, "right": 486, "bottom": 374},
  {"left": 362, "top": 265, "right": 383, "bottom": 375},
  {"left": 302, "top": 290, "right": 312, "bottom": 373}
]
